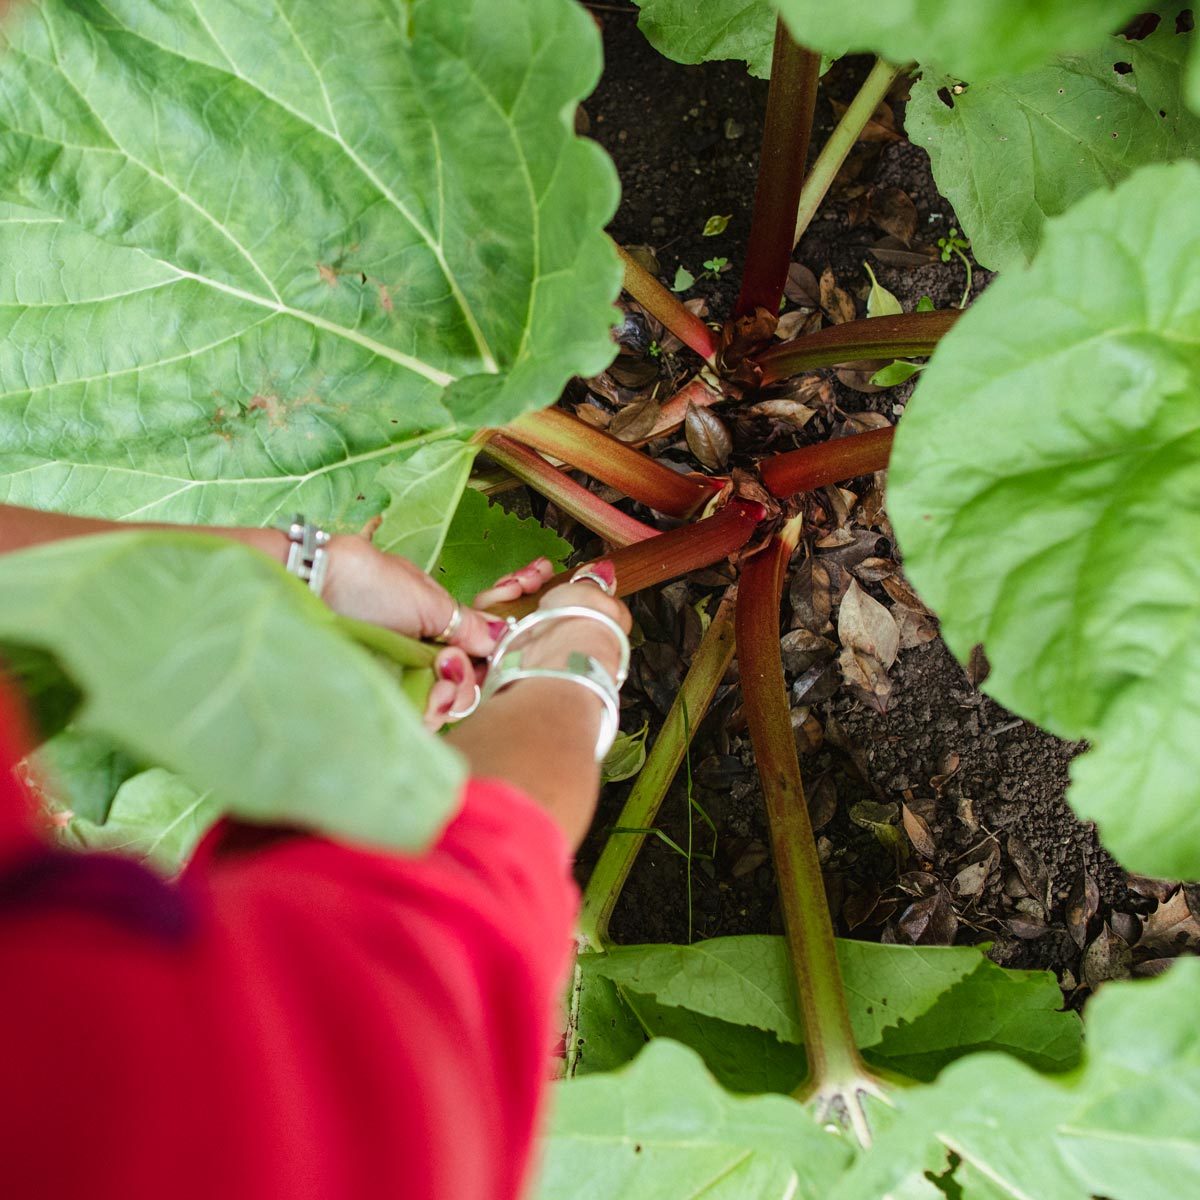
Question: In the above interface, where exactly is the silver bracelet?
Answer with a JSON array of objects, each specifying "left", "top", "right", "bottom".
[
  {"left": 484, "top": 607, "right": 630, "bottom": 760},
  {"left": 283, "top": 513, "right": 331, "bottom": 596},
  {"left": 488, "top": 606, "right": 630, "bottom": 687}
]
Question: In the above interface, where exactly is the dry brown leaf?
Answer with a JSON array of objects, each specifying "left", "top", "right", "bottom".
[
  {"left": 843, "top": 411, "right": 893, "bottom": 433},
  {"left": 1082, "top": 925, "right": 1132, "bottom": 989},
  {"left": 838, "top": 579, "right": 899, "bottom": 667},
  {"left": 789, "top": 559, "right": 833, "bottom": 633},
  {"left": 838, "top": 646, "right": 893, "bottom": 712},
  {"left": 784, "top": 261, "right": 820, "bottom": 307},
  {"left": 1007, "top": 834, "right": 1051, "bottom": 909},
  {"left": 868, "top": 186, "right": 918, "bottom": 245},
  {"left": 853, "top": 557, "right": 898, "bottom": 583},
  {"left": 1139, "top": 889, "right": 1200, "bottom": 956},
  {"left": 780, "top": 628, "right": 836, "bottom": 674},
  {"left": 774, "top": 309, "right": 813, "bottom": 341},
  {"left": 820, "top": 265, "right": 857, "bottom": 324},
  {"left": 870, "top": 235, "right": 937, "bottom": 268},
  {"left": 902, "top": 803, "right": 937, "bottom": 859},
  {"left": 880, "top": 574, "right": 933, "bottom": 615},
  {"left": 1066, "top": 871, "right": 1100, "bottom": 950},
  {"left": 966, "top": 644, "right": 991, "bottom": 687},
  {"left": 609, "top": 396, "right": 660, "bottom": 442},
  {"left": 684, "top": 402, "right": 732, "bottom": 470},
  {"left": 792, "top": 710, "right": 825, "bottom": 756},
  {"left": 897, "top": 887, "right": 958, "bottom": 945},
  {"left": 608, "top": 354, "right": 659, "bottom": 388},
  {"left": 745, "top": 398, "right": 816, "bottom": 429},
  {"left": 1008, "top": 915, "right": 1049, "bottom": 940},
  {"left": 954, "top": 860, "right": 989, "bottom": 897},
  {"left": 834, "top": 363, "right": 888, "bottom": 394},
  {"left": 807, "top": 773, "right": 837, "bottom": 831},
  {"left": 573, "top": 403, "right": 611, "bottom": 430},
  {"left": 895, "top": 609, "right": 937, "bottom": 654},
  {"left": 930, "top": 751, "right": 962, "bottom": 792},
  {"left": 829, "top": 97, "right": 903, "bottom": 143}
]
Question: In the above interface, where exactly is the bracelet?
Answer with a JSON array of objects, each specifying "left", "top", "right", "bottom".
[
  {"left": 283, "top": 513, "right": 331, "bottom": 596},
  {"left": 488, "top": 606, "right": 630, "bottom": 687},
  {"left": 482, "top": 650, "right": 621, "bottom": 761}
]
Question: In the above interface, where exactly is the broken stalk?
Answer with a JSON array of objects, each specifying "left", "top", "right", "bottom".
[
  {"left": 737, "top": 524, "right": 887, "bottom": 1144},
  {"left": 615, "top": 240, "right": 719, "bottom": 364}
]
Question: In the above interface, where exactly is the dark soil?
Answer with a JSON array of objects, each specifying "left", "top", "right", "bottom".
[{"left": 566, "top": 2, "right": 1164, "bottom": 998}]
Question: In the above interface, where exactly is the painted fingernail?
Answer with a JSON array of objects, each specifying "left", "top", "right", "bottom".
[
  {"left": 487, "top": 619, "right": 509, "bottom": 640},
  {"left": 590, "top": 560, "right": 616, "bottom": 586},
  {"left": 439, "top": 657, "right": 465, "bottom": 684},
  {"left": 494, "top": 574, "right": 520, "bottom": 588}
]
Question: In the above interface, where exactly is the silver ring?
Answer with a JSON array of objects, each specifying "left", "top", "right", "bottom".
[
  {"left": 448, "top": 684, "right": 481, "bottom": 722},
  {"left": 570, "top": 566, "right": 617, "bottom": 597},
  {"left": 434, "top": 601, "right": 464, "bottom": 644}
]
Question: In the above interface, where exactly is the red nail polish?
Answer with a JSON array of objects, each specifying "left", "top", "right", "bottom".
[
  {"left": 591, "top": 560, "right": 616, "bottom": 586},
  {"left": 439, "top": 657, "right": 465, "bottom": 684},
  {"left": 487, "top": 619, "right": 509, "bottom": 640},
  {"left": 494, "top": 574, "right": 519, "bottom": 588}
]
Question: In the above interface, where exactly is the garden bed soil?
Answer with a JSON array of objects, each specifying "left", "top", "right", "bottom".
[{"left": 568, "top": 2, "right": 1162, "bottom": 996}]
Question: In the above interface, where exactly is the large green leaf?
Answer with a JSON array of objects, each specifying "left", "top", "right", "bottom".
[
  {"left": 832, "top": 959, "right": 1200, "bottom": 1200},
  {"left": 537, "top": 1039, "right": 850, "bottom": 1200},
  {"left": 0, "top": 0, "right": 620, "bottom": 528},
  {"left": 60, "top": 768, "right": 219, "bottom": 876},
  {"left": 889, "top": 161, "right": 1200, "bottom": 880},
  {"left": 633, "top": 0, "right": 1142, "bottom": 82},
  {"left": 0, "top": 532, "right": 463, "bottom": 849},
  {"left": 581, "top": 937, "right": 1079, "bottom": 1084},
  {"left": 29, "top": 727, "right": 142, "bottom": 824},
  {"left": 908, "top": 13, "right": 1200, "bottom": 270}
]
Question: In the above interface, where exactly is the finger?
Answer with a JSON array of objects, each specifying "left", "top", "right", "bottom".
[
  {"left": 539, "top": 583, "right": 633, "bottom": 632},
  {"left": 424, "top": 679, "right": 458, "bottom": 730},
  {"left": 473, "top": 557, "right": 554, "bottom": 609},
  {"left": 434, "top": 649, "right": 479, "bottom": 718}
]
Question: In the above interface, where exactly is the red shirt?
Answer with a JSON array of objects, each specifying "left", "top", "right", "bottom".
[{"left": 0, "top": 683, "right": 577, "bottom": 1199}]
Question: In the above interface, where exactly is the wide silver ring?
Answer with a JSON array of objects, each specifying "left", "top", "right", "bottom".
[
  {"left": 448, "top": 684, "right": 482, "bottom": 722},
  {"left": 434, "top": 601, "right": 464, "bottom": 644},
  {"left": 571, "top": 566, "right": 617, "bottom": 597}
]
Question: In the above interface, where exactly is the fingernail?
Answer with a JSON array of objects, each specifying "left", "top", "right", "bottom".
[
  {"left": 590, "top": 560, "right": 616, "bottom": 586},
  {"left": 487, "top": 619, "right": 509, "bottom": 640},
  {"left": 439, "top": 658, "right": 465, "bottom": 684},
  {"left": 494, "top": 574, "right": 519, "bottom": 588}
]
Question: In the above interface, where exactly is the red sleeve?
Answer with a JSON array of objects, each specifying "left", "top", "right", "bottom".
[{"left": 0, "top": 690, "right": 578, "bottom": 1200}]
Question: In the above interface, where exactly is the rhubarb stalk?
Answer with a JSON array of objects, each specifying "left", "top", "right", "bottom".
[
  {"left": 577, "top": 590, "right": 737, "bottom": 950},
  {"left": 755, "top": 310, "right": 958, "bottom": 384},
  {"left": 735, "top": 23, "right": 821, "bottom": 318},
  {"left": 737, "top": 525, "right": 885, "bottom": 1142},
  {"left": 484, "top": 434, "right": 657, "bottom": 548},
  {"left": 492, "top": 500, "right": 764, "bottom": 619},
  {"left": 505, "top": 407, "right": 721, "bottom": 520},
  {"left": 760, "top": 426, "right": 893, "bottom": 498},
  {"left": 615, "top": 241, "right": 718, "bottom": 364}
]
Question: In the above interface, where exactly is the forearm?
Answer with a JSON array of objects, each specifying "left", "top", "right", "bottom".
[
  {"left": 0, "top": 503, "right": 288, "bottom": 561},
  {"left": 444, "top": 680, "right": 603, "bottom": 850}
]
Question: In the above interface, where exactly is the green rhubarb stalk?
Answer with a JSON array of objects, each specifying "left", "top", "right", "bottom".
[
  {"left": 492, "top": 499, "right": 765, "bottom": 619},
  {"left": 735, "top": 22, "right": 821, "bottom": 318},
  {"left": 485, "top": 434, "right": 658, "bottom": 548},
  {"left": 793, "top": 58, "right": 903, "bottom": 247},
  {"left": 736, "top": 525, "right": 885, "bottom": 1143},
  {"left": 755, "top": 310, "right": 958, "bottom": 384},
  {"left": 760, "top": 426, "right": 893, "bottom": 498},
  {"left": 614, "top": 240, "right": 719, "bottom": 364},
  {"left": 577, "top": 591, "right": 737, "bottom": 949},
  {"left": 505, "top": 407, "right": 722, "bottom": 520}
]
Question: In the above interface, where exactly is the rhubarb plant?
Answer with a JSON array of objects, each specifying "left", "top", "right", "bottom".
[{"left": 1, "top": 0, "right": 1199, "bottom": 1194}]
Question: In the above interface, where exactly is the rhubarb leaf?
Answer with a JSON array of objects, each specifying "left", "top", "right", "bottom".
[
  {"left": 831, "top": 960, "right": 1200, "bottom": 1200},
  {"left": 0, "top": 532, "right": 463, "bottom": 849},
  {"left": 60, "top": 768, "right": 219, "bottom": 875},
  {"left": 28, "top": 728, "right": 143, "bottom": 825},
  {"left": 537, "top": 1040, "right": 850, "bottom": 1200},
  {"left": 908, "top": 12, "right": 1200, "bottom": 269},
  {"left": 633, "top": 0, "right": 1142, "bottom": 82},
  {"left": 582, "top": 937, "right": 1079, "bottom": 1077},
  {"left": 434, "top": 488, "right": 571, "bottom": 604},
  {"left": 0, "top": 0, "right": 619, "bottom": 527},
  {"left": 889, "top": 161, "right": 1200, "bottom": 879},
  {"left": 374, "top": 440, "right": 477, "bottom": 571}
]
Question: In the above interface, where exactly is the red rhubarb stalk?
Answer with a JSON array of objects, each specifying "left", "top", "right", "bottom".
[
  {"left": 485, "top": 435, "right": 657, "bottom": 548},
  {"left": 735, "top": 23, "right": 821, "bottom": 318},
  {"left": 493, "top": 499, "right": 765, "bottom": 619},
  {"left": 615, "top": 241, "right": 719, "bottom": 364},
  {"left": 760, "top": 427, "right": 893, "bottom": 498},
  {"left": 737, "top": 525, "right": 884, "bottom": 1142},
  {"left": 755, "top": 311, "right": 958, "bottom": 384},
  {"left": 505, "top": 407, "right": 721, "bottom": 520}
]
